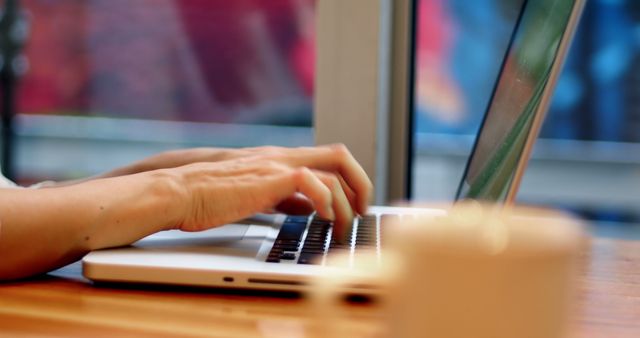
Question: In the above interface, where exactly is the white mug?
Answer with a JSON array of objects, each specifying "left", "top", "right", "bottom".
[{"left": 310, "top": 203, "right": 586, "bottom": 338}]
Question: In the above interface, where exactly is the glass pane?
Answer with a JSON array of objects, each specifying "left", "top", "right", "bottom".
[
  {"left": 411, "top": 0, "right": 640, "bottom": 224},
  {"left": 541, "top": 0, "right": 640, "bottom": 143},
  {"left": 518, "top": 0, "right": 640, "bottom": 223},
  {"left": 457, "top": 0, "right": 575, "bottom": 202},
  {"left": 16, "top": 0, "right": 316, "bottom": 183},
  {"left": 411, "top": 0, "right": 523, "bottom": 200}
]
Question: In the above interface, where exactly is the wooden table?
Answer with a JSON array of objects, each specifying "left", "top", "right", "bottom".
[{"left": 1, "top": 237, "right": 639, "bottom": 338}]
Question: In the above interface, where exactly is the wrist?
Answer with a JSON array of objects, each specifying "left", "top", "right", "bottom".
[
  {"left": 147, "top": 169, "right": 189, "bottom": 231},
  {"left": 78, "top": 171, "right": 186, "bottom": 251}
]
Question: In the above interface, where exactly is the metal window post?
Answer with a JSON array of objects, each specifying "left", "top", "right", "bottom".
[
  {"left": 314, "top": 0, "right": 414, "bottom": 204},
  {"left": 0, "top": 0, "right": 28, "bottom": 180}
]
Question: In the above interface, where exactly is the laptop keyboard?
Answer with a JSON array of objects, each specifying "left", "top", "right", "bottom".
[{"left": 265, "top": 214, "right": 400, "bottom": 265}]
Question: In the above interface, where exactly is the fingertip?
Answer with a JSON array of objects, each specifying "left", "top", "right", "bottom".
[
  {"left": 326, "top": 208, "right": 336, "bottom": 222},
  {"left": 316, "top": 205, "right": 335, "bottom": 222},
  {"left": 334, "top": 211, "right": 355, "bottom": 243},
  {"left": 321, "top": 193, "right": 335, "bottom": 221},
  {"left": 358, "top": 197, "right": 370, "bottom": 216},
  {"left": 332, "top": 221, "right": 351, "bottom": 245},
  {"left": 359, "top": 181, "right": 373, "bottom": 215},
  {"left": 330, "top": 221, "right": 343, "bottom": 242}
]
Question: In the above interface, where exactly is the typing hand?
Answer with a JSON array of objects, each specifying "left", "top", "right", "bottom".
[{"left": 169, "top": 144, "right": 372, "bottom": 242}]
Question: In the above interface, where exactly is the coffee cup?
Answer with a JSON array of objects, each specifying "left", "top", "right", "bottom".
[{"left": 310, "top": 203, "right": 586, "bottom": 338}]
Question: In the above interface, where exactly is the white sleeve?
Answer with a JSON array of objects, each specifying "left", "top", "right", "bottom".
[{"left": 0, "top": 172, "right": 20, "bottom": 188}]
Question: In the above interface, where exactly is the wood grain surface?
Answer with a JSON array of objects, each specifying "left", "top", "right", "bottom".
[{"left": 1, "top": 238, "right": 639, "bottom": 338}]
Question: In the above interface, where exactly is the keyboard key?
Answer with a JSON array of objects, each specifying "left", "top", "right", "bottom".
[
  {"left": 298, "top": 253, "right": 322, "bottom": 265},
  {"left": 329, "top": 241, "right": 350, "bottom": 248},
  {"left": 311, "top": 218, "right": 332, "bottom": 226},
  {"left": 280, "top": 252, "right": 297, "bottom": 260},
  {"left": 355, "top": 235, "right": 374, "bottom": 241},
  {"left": 266, "top": 253, "right": 281, "bottom": 263},
  {"left": 266, "top": 221, "right": 306, "bottom": 262},
  {"left": 275, "top": 239, "right": 299, "bottom": 244},
  {"left": 286, "top": 216, "right": 311, "bottom": 224},
  {"left": 283, "top": 245, "right": 300, "bottom": 252},
  {"left": 301, "top": 245, "right": 324, "bottom": 250},
  {"left": 273, "top": 240, "right": 300, "bottom": 250},
  {"left": 301, "top": 249, "right": 324, "bottom": 255},
  {"left": 359, "top": 214, "right": 376, "bottom": 223},
  {"left": 270, "top": 213, "right": 385, "bottom": 264},
  {"left": 278, "top": 222, "right": 306, "bottom": 241}
]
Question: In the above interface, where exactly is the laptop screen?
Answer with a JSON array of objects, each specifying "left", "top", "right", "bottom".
[{"left": 456, "top": 0, "right": 581, "bottom": 201}]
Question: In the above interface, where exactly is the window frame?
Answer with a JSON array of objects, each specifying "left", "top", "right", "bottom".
[{"left": 314, "top": 0, "right": 415, "bottom": 204}]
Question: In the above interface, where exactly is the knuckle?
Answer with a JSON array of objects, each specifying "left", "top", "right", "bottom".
[
  {"left": 291, "top": 166, "right": 311, "bottom": 183},
  {"left": 260, "top": 145, "right": 285, "bottom": 157},
  {"left": 260, "top": 160, "right": 288, "bottom": 173},
  {"left": 330, "top": 143, "right": 350, "bottom": 159},
  {"left": 253, "top": 146, "right": 288, "bottom": 164}
]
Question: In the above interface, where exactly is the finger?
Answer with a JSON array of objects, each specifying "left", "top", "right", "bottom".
[
  {"left": 250, "top": 145, "right": 371, "bottom": 213},
  {"left": 313, "top": 170, "right": 354, "bottom": 244},
  {"left": 287, "top": 167, "right": 334, "bottom": 220},
  {"left": 279, "top": 144, "right": 373, "bottom": 215},
  {"left": 274, "top": 193, "right": 315, "bottom": 215},
  {"left": 176, "top": 161, "right": 334, "bottom": 231},
  {"left": 337, "top": 175, "right": 359, "bottom": 214},
  {"left": 317, "top": 145, "right": 372, "bottom": 215}
]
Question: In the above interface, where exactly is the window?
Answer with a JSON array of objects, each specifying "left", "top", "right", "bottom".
[
  {"left": 12, "top": 0, "right": 639, "bottom": 222},
  {"left": 411, "top": 0, "right": 523, "bottom": 201},
  {"left": 410, "top": 0, "right": 640, "bottom": 220},
  {"left": 13, "top": 0, "right": 316, "bottom": 183}
]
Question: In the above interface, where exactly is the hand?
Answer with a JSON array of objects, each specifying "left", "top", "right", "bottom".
[
  {"left": 102, "top": 146, "right": 327, "bottom": 176},
  {"left": 100, "top": 148, "right": 234, "bottom": 178},
  {"left": 168, "top": 144, "right": 373, "bottom": 242}
]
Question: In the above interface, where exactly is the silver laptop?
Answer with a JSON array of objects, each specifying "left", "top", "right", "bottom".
[{"left": 83, "top": 0, "right": 585, "bottom": 292}]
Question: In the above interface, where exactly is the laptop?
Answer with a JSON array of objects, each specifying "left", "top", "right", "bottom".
[{"left": 82, "top": 0, "right": 585, "bottom": 293}]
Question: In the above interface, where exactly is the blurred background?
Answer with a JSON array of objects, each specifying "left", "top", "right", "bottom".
[
  {"left": 1, "top": 0, "right": 639, "bottom": 231},
  {"left": 412, "top": 0, "right": 640, "bottom": 231},
  {"left": 6, "top": 0, "right": 316, "bottom": 183}
]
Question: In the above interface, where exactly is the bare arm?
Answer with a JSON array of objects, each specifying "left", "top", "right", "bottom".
[
  {"left": 0, "top": 144, "right": 372, "bottom": 281},
  {"left": 0, "top": 171, "right": 182, "bottom": 280}
]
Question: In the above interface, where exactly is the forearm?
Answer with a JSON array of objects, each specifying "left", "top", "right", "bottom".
[{"left": 0, "top": 170, "right": 184, "bottom": 281}]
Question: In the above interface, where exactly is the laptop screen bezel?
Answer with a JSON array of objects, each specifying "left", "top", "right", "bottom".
[{"left": 450, "top": 0, "right": 584, "bottom": 203}]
